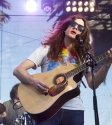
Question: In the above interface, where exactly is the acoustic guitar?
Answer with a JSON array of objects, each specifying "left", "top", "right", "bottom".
[{"left": 18, "top": 52, "right": 108, "bottom": 122}]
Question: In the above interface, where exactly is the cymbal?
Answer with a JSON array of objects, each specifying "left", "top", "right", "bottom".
[{"left": 0, "top": 103, "right": 6, "bottom": 114}]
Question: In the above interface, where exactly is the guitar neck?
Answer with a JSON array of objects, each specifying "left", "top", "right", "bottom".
[
  {"left": 95, "top": 52, "right": 108, "bottom": 63},
  {"left": 65, "top": 52, "right": 108, "bottom": 79}
]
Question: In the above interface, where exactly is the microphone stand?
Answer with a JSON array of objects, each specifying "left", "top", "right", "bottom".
[{"left": 77, "top": 36, "right": 99, "bottom": 125}]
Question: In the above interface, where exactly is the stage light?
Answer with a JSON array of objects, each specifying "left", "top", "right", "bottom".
[
  {"left": 66, "top": 6, "right": 71, "bottom": 12},
  {"left": 90, "top": 1, "right": 95, "bottom": 7},
  {"left": 65, "top": 1, "right": 72, "bottom": 12},
  {"left": 90, "top": 7, "right": 95, "bottom": 12},
  {"left": 41, "top": 0, "right": 53, "bottom": 13},
  {"left": 84, "top": 7, "right": 89, "bottom": 12},
  {"left": 89, "top": 0, "right": 95, "bottom": 12},
  {"left": 78, "top": 7, "right": 83, "bottom": 12},
  {"left": 72, "top": 7, "right": 77, "bottom": 12},
  {"left": 84, "top": 1, "right": 89, "bottom": 6},
  {"left": 78, "top": 1, "right": 83, "bottom": 6},
  {"left": 65, "top": 0, "right": 96, "bottom": 13},
  {"left": 25, "top": 0, "right": 37, "bottom": 12},
  {"left": 72, "top": 1, "right": 77, "bottom": 6},
  {"left": 66, "top": 1, "right": 71, "bottom": 6}
]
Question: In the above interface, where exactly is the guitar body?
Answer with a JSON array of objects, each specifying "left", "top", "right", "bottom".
[{"left": 18, "top": 62, "right": 80, "bottom": 122}]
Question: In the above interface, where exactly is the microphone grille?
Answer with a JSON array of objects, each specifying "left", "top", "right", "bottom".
[{"left": 76, "top": 34, "right": 80, "bottom": 41}]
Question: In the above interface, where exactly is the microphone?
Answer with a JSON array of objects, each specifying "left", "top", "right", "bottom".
[{"left": 76, "top": 34, "right": 83, "bottom": 43}]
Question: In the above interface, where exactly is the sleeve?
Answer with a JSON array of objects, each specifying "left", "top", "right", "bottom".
[{"left": 27, "top": 45, "right": 49, "bottom": 69}]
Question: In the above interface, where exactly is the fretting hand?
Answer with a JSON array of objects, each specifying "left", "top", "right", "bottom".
[{"left": 105, "top": 48, "right": 112, "bottom": 66}]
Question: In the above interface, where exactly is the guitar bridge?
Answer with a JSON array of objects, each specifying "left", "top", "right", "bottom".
[
  {"left": 48, "top": 82, "right": 68, "bottom": 97},
  {"left": 44, "top": 92, "right": 48, "bottom": 96}
]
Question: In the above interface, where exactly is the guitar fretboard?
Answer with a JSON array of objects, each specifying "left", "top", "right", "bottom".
[{"left": 65, "top": 52, "right": 108, "bottom": 79}]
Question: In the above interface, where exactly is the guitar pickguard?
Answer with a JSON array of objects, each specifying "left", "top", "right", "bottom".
[{"left": 48, "top": 82, "right": 68, "bottom": 96}]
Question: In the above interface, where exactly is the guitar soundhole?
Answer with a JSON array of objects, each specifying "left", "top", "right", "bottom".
[{"left": 53, "top": 74, "right": 66, "bottom": 86}]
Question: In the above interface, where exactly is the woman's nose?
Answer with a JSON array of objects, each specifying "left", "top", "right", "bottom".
[{"left": 73, "top": 25, "right": 78, "bottom": 30}]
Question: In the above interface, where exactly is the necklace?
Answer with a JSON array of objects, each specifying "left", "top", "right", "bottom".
[{"left": 60, "top": 44, "right": 79, "bottom": 67}]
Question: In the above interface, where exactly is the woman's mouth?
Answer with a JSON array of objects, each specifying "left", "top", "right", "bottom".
[{"left": 71, "top": 31, "right": 76, "bottom": 35}]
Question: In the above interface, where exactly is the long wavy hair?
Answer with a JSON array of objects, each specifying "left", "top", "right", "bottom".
[{"left": 42, "top": 14, "right": 93, "bottom": 62}]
